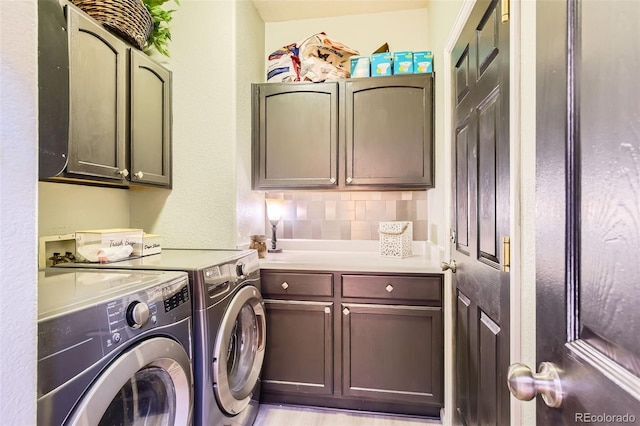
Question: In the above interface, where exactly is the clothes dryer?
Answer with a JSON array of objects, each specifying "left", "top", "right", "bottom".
[
  {"left": 37, "top": 268, "right": 193, "bottom": 425},
  {"left": 57, "top": 249, "right": 266, "bottom": 426}
]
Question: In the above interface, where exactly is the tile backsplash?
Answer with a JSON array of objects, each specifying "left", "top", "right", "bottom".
[{"left": 265, "top": 191, "right": 427, "bottom": 241}]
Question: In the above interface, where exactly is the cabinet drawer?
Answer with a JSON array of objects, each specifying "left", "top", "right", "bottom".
[
  {"left": 342, "top": 274, "right": 441, "bottom": 303},
  {"left": 261, "top": 272, "right": 333, "bottom": 297}
]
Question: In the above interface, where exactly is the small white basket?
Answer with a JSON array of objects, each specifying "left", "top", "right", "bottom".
[{"left": 378, "top": 221, "right": 413, "bottom": 258}]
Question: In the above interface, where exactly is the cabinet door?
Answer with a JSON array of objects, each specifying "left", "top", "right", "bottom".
[
  {"left": 66, "top": 5, "right": 127, "bottom": 182},
  {"left": 341, "top": 303, "right": 443, "bottom": 406},
  {"left": 344, "top": 75, "right": 434, "bottom": 188},
  {"left": 252, "top": 83, "right": 339, "bottom": 189},
  {"left": 130, "top": 49, "right": 172, "bottom": 187},
  {"left": 262, "top": 300, "right": 333, "bottom": 395}
]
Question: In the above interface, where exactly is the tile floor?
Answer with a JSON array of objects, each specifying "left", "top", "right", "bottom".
[{"left": 254, "top": 404, "right": 442, "bottom": 426}]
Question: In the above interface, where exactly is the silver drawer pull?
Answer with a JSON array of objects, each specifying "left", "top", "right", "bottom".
[
  {"left": 386, "top": 284, "right": 394, "bottom": 293},
  {"left": 343, "top": 308, "right": 350, "bottom": 316},
  {"left": 324, "top": 307, "right": 331, "bottom": 314},
  {"left": 281, "top": 282, "right": 289, "bottom": 290}
]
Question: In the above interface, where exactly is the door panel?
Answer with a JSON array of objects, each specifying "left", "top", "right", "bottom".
[
  {"left": 130, "top": 49, "right": 172, "bottom": 186},
  {"left": 477, "top": 92, "right": 499, "bottom": 265},
  {"left": 535, "top": 0, "right": 640, "bottom": 422},
  {"left": 252, "top": 82, "right": 338, "bottom": 189},
  {"left": 344, "top": 75, "right": 434, "bottom": 188},
  {"left": 66, "top": 5, "right": 126, "bottom": 180},
  {"left": 341, "top": 303, "right": 443, "bottom": 406},
  {"left": 455, "top": 292, "right": 474, "bottom": 425},
  {"left": 455, "top": 121, "right": 471, "bottom": 252},
  {"left": 478, "top": 312, "right": 499, "bottom": 426},
  {"left": 451, "top": 1, "right": 510, "bottom": 425},
  {"left": 261, "top": 300, "right": 333, "bottom": 396}
]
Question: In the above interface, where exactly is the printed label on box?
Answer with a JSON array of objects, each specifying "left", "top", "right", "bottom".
[
  {"left": 371, "top": 52, "right": 393, "bottom": 76},
  {"left": 413, "top": 51, "right": 433, "bottom": 73},
  {"left": 393, "top": 51, "right": 414, "bottom": 74}
]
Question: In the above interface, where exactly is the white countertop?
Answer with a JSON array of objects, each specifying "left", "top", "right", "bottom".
[{"left": 256, "top": 240, "right": 444, "bottom": 274}]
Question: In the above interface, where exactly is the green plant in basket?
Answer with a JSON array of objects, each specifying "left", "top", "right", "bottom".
[{"left": 143, "top": 0, "right": 180, "bottom": 57}]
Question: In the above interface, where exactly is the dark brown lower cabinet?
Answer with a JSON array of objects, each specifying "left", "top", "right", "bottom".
[
  {"left": 260, "top": 269, "right": 443, "bottom": 418},
  {"left": 341, "top": 303, "right": 443, "bottom": 406},
  {"left": 261, "top": 299, "right": 333, "bottom": 395}
]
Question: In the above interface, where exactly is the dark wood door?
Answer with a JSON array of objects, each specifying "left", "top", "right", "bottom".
[
  {"left": 66, "top": 4, "right": 127, "bottom": 181},
  {"left": 344, "top": 75, "right": 434, "bottom": 189},
  {"left": 532, "top": 1, "right": 640, "bottom": 422},
  {"left": 130, "top": 48, "right": 172, "bottom": 187},
  {"left": 450, "top": 0, "right": 510, "bottom": 425},
  {"left": 341, "top": 302, "right": 443, "bottom": 407},
  {"left": 252, "top": 82, "right": 338, "bottom": 190},
  {"left": 261, "top": 299, "right": 333, "bottom": 396}
]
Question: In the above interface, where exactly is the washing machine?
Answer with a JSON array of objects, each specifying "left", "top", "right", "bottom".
[
  {"left": 37, "top": 267, "right": 193, "bottom": 426},
  {"left": 57, "top": 249, "right": 266, "bottom": 426}
]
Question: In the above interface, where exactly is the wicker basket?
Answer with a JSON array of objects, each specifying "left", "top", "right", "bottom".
[{"left": 72, "top": 0, "right": 153, "bottom": 50}]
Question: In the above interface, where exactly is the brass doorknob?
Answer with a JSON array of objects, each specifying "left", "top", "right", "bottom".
[
  {"left": 441, "top": 260, "right": 457, "bottom": 273},
  {"left": 507, "top": 362, "right": 564, "bottom": 408}
]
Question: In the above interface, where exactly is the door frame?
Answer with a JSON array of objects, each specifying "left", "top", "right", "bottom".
[{"left": 442, "top": 0, "right": 527, "bottom": 424}]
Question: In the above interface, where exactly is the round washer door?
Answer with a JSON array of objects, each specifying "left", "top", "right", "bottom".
[
  {"left": 213, "top": 285, "right": 266, "bottom": 415},
  {"left": 66, "top": 337, "right": 192, "bottom": 426}
]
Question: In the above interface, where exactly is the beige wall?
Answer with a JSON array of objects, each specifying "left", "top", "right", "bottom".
[
  {"left": 235, "top": 0, "right": 268, "bottom": 246},
  {"left": 426, "top": 0, "right": 463, "bottom": 250},
  {"left": 129, "top": 0, "right": 236, "bottom": 249},
  {"left": 38, "top": 182, "right": 130, "bottom": 236},
  {"left": 264, "top": 8, "right": 430, "bottom": 75},
  {"left": 518, "top": 0, "right": 537, "bottom": 423}
]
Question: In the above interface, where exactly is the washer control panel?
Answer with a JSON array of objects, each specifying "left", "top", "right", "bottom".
[{"left": 103, "top": 276, "right": 189, "bottom": 351}]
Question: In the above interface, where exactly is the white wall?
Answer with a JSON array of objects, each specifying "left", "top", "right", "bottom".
[{"left": 0, "top": 0, "right": 38, "bottom": 423}]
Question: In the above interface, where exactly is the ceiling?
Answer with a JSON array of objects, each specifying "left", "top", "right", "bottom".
[{"left": 252, "top": 0, "right": 430, "bottom": 22}]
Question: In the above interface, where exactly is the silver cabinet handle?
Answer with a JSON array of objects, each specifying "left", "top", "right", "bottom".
[
  {"left": 343, "top": 308, "right": 350, "bottom": 316},
  {"left": 281, "top": 282, "right": 289, "bottom": 290},
  {"left": 346, "top": 177, "right": 353, "bottom": 184},
  {"left": 117, "top": 168, "right": 129, "bottom": 178},
  {"left": 507, "top": 362, "right": 564, "bottom": 408},
  {"left": 324, "top": 307, "right": 331, "bottom": 314},
  {"left": 134, "top": 171, "right": 144, "bottom": 179},
  {"left": 441, "top": 260, "right": 457, "bottom": 273},
  {"left": 386, "top": 284, "right": 394, "bottom": 293},
  {"left": 330, "top": 177, "right": 336, "bottom": 184}
]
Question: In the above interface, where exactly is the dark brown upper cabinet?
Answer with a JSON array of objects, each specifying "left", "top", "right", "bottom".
[
  {"left": 40, "top": 3, "right": 172, "bottom": 188},
  {"left": 344, "top": 75, "right": 434, "bottom": 188},
  {"left": 66, "top": 3, "right": 128, "bottom": 183},
  {"left": 129, "top": 49, "right": 172, "bottom": 187},
  {"left": 251, "top": 74, "right": 434, "bottom": 191},
  {"left": 252, "top": 82, "right": 339, "bottom": 190}
]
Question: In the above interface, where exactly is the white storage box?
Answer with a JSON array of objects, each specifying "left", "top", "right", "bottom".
[
  {"left": 378, "top": 221, "right": 413, "bottom": 258},
  {"left": 140, "top": 233, "right": 162, "bottom": 256},
  {"left": 75, "top": 228, "right": 143, "bottom": 263}
]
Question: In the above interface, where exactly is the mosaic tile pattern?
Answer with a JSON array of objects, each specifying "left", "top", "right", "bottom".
[{"left": 265, "top": 191, "right": 428, "bottom": 241}]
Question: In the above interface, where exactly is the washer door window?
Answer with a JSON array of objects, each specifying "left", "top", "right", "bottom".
[
  {"left": 67, "top": 337, "right": 192, "bottom": 426},
  {"left": 213, "top": 285, "right": 266, "bottom": 415}
]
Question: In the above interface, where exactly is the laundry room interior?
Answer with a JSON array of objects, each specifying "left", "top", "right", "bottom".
[{"left": 4, "top": 0, "right": 559, "bottom": 424}]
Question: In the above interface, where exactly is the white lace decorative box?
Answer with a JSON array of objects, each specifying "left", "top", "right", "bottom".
[{"left": 378, "top": 221, "right": 413, "bottom": 258}]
